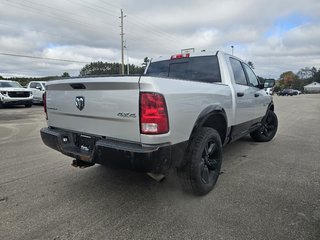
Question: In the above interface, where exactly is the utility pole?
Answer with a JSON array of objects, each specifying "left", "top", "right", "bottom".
[
  {"left": 124, "top": 41, "right": 129, "bottom": 75},
  {"left": 127, "top": 56, "right": 130, "bottom": 75},
  {"left": 119, "top": 9, "right": 126, "bottom": 75}
]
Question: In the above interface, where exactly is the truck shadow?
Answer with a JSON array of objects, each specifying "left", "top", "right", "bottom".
[{"left": 54, "top": 135, "right": 261, "bottom": 203}]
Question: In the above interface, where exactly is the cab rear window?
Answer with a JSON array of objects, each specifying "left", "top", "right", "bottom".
[{"left": 146, "top": 56, "right": 221, "bottom": 83}]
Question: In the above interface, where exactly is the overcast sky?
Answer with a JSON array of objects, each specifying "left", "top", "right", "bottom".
[{"left": 1, "top": 0, "right": 320, "bottom": 78}]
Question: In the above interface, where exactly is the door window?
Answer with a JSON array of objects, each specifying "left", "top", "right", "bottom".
[
  {"left": 230, "top": 58, "right": 247, "bottom": 85},
  {"left": 29, "top": 82, "right": 37, "bottom": 88},
  {"left": 243, "top": 64, "right": 259, "bottom": 87},
  {"left": 35, "top": 83, "right": 42, "bottom": 89}
]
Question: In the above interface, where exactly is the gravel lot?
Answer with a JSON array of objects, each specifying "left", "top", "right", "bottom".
[{"left": 0, "top": 95, "right": 319, "bottom": 240}]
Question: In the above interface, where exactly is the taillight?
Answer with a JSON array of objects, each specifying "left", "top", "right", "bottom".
[
  {"left": 140, "top": 92, "right": 169, "bottom": 134},
  {"left": 171, "top": 53, "right": 190, "bottom": 60},
  {"left": 43, "top": 92, "right": 48, "bottom": 120}
]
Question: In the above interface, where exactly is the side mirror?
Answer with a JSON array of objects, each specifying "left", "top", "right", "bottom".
[
  {"left": 266, "top": 79, "right": 275, "bottom": 87},
  {"left": 257, "top": 78, "right": 265, "bottom": 89},
  {"left": 36, "top": 86, "right": 42, "bottom": 90}
]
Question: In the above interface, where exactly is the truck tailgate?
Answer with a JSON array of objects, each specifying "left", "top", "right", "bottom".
[{"left": 46, "top": 76, "right": 141, "bottom": 143}]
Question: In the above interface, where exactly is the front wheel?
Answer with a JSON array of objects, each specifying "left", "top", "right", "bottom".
[
  {"left": 250, "top": 110, "right": 278, "bottom": 142},
  {"left": 25, "top": 103, "right": 32, "bottom": 108},
  {"left": 177, "top": 128, "right": 223, "bottom": 196}
]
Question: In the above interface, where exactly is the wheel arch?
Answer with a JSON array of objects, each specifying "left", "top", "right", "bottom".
[
  {"left": 261, "top": 101, "right": 275, "bottom": 125},
  {"left": 190, "top": 105, "right": 228, "bottom": 145}
]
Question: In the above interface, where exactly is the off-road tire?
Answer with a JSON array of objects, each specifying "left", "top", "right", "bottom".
[
  {"left": 177, "top": 127, "right": 222, "bottom": 196},
  {"left": 250, "top": 110, "right": 278, "bottom": 142}
]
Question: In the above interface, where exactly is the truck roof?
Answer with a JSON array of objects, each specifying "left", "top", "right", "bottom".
[
  {"left": 151, "top": 50, "right": 217, "bottom": 63},
  {"left": 150, "top": 50, "right": 238, "bottom": 63}
]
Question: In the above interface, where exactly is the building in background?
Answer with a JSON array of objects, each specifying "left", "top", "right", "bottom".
[{"left": 304, "top": 82, "right": 320, "bottom": 93}]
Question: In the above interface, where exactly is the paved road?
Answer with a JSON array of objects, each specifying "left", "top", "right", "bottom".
[{"left": 0, "top": 95, "right": 319, "bottom": 240}]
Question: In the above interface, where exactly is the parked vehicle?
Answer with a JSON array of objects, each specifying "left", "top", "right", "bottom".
[
  {"left": 26, "top": 81, "right": 47, "bottom": 104},
  {"left": 292, "top": 89, "right": 301, "bottom": 95},
  {"left": 0, "top": 80, "right": 33, "bottom": 108},
  {"left": 40, "top": 51, "right": 278, "bottom": 195},
  {"left": 278, "top": 89, "right": 297, "bottom": 96}
]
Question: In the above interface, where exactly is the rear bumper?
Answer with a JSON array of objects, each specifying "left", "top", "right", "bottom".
[{"left": 40, "top": 127, "right": 187, "bottom": 173}]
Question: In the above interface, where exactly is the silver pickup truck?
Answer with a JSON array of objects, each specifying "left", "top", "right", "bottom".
[{"left": 40, "top": 51, "right": 278, "bottom": 195}]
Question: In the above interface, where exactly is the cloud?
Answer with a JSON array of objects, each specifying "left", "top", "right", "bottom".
[
  {"left": 239, "top": 22, "right": 320, "bottom": 77},
  {"left": 0, "top": 0, "right": 319, "bottom": 78}
]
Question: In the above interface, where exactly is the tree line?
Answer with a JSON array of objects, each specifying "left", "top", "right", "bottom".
[
  {"left": 1, "top": 60, "right": 319, "bottom": 91},
  {"left": 79, "top": 61, "right": 145, "bottom": 76},
  {"left": 0, "top": 61, "right": 146, "bottom": 86},
  {"left": 258, "top": 67, "right": 320, "bottom": 92},
  {"left": 0, "top": 74, "right": 69, "bottom": 87}
]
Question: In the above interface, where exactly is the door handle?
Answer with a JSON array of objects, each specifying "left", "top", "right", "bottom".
[
  {"left": 237, "top": 92, "right": 244, "bottom": 97},
  {"left": 254, "top": 93, "right": 259, "bottom": 97}
]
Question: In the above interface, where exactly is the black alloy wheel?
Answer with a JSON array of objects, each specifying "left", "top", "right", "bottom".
[
  {"left": 250, "top": 110, "right": 278, "bottom": 142},
  {"left": 177, "top": 127, "right": 223, "bottom": 196},
  {"left": 200, "top": 140, "right": 220, "bottom": 184}
]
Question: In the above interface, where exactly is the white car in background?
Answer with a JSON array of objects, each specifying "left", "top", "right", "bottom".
[
  {"left": 293, "top": 89, "right": 302, "bottom": 95},
  {"left": 0, "top": 80, "right": 33, "bottom": 108},
  {"left": 26, "top": 81, "right": 47, "bottom": 104}
]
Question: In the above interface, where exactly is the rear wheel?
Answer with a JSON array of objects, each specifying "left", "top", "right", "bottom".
[
  {"left": 250, "top": 110, "right": 278, "bottom": 142},
  {"left": 177, "top": 128, "right": 222, "bottom": 196},
  {"left": 0, "top": 101, "right": 3, "bottom": 108}
]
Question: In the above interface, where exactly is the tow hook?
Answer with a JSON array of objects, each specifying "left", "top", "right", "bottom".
[{"left": 71, "top": 159, "right": 95, "bottom": 169}]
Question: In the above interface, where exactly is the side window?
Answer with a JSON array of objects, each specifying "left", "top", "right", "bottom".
[
  {"left": 29, "top": 82, "right": 37, "bottom": 88},
  {"left": 35, "top": 83, "right": 41, "bottom": 89},
  {"left": 230, "top": 58, "right": 247, "bottom": 85},
  {"left": 243, "top": 64, "right": 259, "bottom": 87}
]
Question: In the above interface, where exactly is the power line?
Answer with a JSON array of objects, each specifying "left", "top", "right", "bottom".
[
  {"left": 3, "top": 1, "right": 180, "bottom": 64},
  {"left": 66, "top": 0, "right": 178, "bottom": 43},
  {"left": 5, "top": 0, "right": 119, "bottom": 34},
  {"left": 67, "top": 0, "right": 119, "bottom": 18},
  {"left": 96, "top": 0, "right": 178, "bottom": 41},
  {"left": 7, "top": 0, "right": 178, "bottom": 51},
  {"left": 0, "top": 52, "right": 89, "bottom": 64}
]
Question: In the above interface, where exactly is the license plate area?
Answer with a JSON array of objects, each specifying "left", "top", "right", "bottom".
[{"left": 76, "top": 134, "right": 95, "bottom": 152}]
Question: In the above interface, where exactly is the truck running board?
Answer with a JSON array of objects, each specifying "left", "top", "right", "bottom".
[{"left": 71, "top": 159, "right": 95, "bottom": 169}]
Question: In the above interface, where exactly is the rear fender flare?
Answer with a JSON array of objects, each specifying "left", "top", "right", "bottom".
[{"left": 189, "top": 105, "right": 228, "bottom": 144}]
